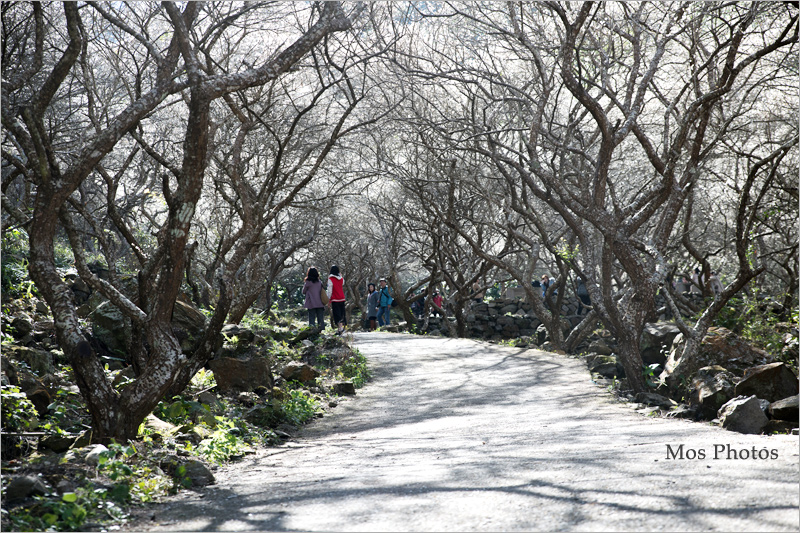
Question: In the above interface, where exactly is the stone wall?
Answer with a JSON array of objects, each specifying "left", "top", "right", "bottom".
[
  {"left": 417, "top": 292, "right": 674, "bottom": 340},
  {"left": 418, "top": 296, "right": 581, "bottom": 340}
]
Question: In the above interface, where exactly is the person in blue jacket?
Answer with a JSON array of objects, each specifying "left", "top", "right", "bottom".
[{"left": 377, "top": 278, "right": 393, "bottom": 327}]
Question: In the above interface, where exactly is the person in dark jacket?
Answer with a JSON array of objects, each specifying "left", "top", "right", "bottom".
[
  {"left": 576, "top": 277, "right": 591, "bottom": 315},
  {"left": 301, "top": 267, "right": 325, "bottom": 329},
  {"left": 366, "top": 283, "right": 380, "bottom": 330},
  {"left": 540, "top": 275, "right": 551, "bottom": 297}
]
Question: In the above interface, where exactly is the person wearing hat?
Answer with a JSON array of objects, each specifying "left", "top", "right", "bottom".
[{"left": 377, "top": 278, "right": 393, "bottom": 327}]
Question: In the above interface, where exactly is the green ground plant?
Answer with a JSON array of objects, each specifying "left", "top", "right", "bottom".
[
  {"left": 337, "top": 348, "right": 370, "bottom": 388},
  {"left": 643, "top": 363, "right": 664, "bottom": 389},
  {"left": 5, "top": 486, "right": 128, "bottom": 532},
  {"left": 241, "top": 309, "right": 271, "bottom": 331},
  {"left": 713, "top": 291, "right": 797, "bottom": 370},
  {"left": 1, "top": 385, "right": 39, "bottom": 433},
  {"left": 197, "top": 418, "right": 252, "bottom": 464},
  {"left": 96, "top": 442, "right": 172, "bottom": 504},
  {"left": 1, "top": 302, "right": 368, "bottom": 530},
  {"left": 188, "top": 368, "right": 217, "bottom": 392},
  {"left": 279, "top": 388, "right": 323, "bottom": 425}
]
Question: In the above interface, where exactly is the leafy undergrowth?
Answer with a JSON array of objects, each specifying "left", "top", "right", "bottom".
[{"left": 1, "top": 308, "right": 369, "bottom": 532}]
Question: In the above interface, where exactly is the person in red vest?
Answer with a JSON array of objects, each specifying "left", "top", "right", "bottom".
[{"left": 326, "top": 265, "right": 347, "bottom": 335}]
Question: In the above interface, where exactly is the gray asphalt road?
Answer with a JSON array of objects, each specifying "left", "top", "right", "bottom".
[{"left": 133, "top": 333, "right": 799, "bottom": 532}]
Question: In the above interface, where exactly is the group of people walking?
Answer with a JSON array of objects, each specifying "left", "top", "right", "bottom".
[
  {"left": 365, "top": 278, "right": 394, "bottom": 330},
  {"left": 301, "top": 265, "right": 724, "bottom": 335},
  {"left": 301, "top": 266, "right": 347, "bottom": 335},
  {"left": 301, "top": 266, "right": 396, "bottom": 334},
  {"left": 675, "top": 268, "right": 724, "bottom": 297}
]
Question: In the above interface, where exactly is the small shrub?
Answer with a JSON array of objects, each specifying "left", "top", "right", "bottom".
[
  {"left": 154, "top": 398, "right": 207, "bottom": 425},
  {"left": 6, "top": 486, "right": 128, "bottom": 531},
  {"left": 189, "top": 369, "right": 217, "bottom": 392},
  {"left": 241, "top": 309, "right": 271, "bottom": 331},
  {"left": 197, "top": 418, "right": 251, "bottom": 464},
  {"left": 337, "top": 349, "right": 370, "bottom": 388},
  {"left": 713, "top": 291, "right": 794, "bottom": 368},
  {"left": 1, "top": 385, "right": 39, "bottom": 432},
  {"left": 280, "top": 389, "right": 322, "bottom": 425}
]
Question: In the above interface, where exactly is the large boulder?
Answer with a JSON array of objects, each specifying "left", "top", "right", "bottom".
[
  {"left": 640, "top": 322, "right": 681, "bottom": 366},
  {"left": 208, "top": 356, "right": 274, "bottom": 393},
  {"left": 588, "top": 339, "right": 613, "bottom": 356},
  {"left": 84, "top": 444, "right": 110, "bottom": 466},
  {"left": 498, "top": 303, "right": 519, "bottom": 315},
  {"left": 1, "top": 358, "right": 18, "bottom": 385},
  {"left": 763, "top": 420, "right": 797, "bottom": 434},
  {"left": 768, "top": 395, "right": 799, "bottom": 422},
  {"left": 221, "top": 323, "right": 255, "bottom": 343},
  {"left": 180, "top": 460, "right": 215, "bottom": 487},
  {"left": 25, "top": 385, "right": 51, "bottom": 417},
  {"left": 635, "top": 392, "right": 676, "bottom": 409},
  {"left": 495, "top": 315, "right": 515, "bottom": 327},
  {"left": 280, "top": 362, "right": 320, "bottom": 383},
  {"left": 3, "top": 345, "right": 55, "bottom": 376},
  {"left": 90, "top": 298, "right": 207, "bottom": 356},
  {"left": 588, "top": 355, "right": 623, "bottom": 378},
  {"left": 39, "top": 433, "right": 77, "bottom": 453},
  {"left": 733, "top": 362, "right": 798, "bottom": 403},
  {"left": 10, "top": 313, "right": 34, "bottom": 338},
  {"left": 501, "top": 324, "right": 520, "bottom": 339},
  {"left": 333, "top": 381, "right": 356, "bottom": 396},
  {"left": 5, "top": 476, "right": 49, "bottom": 502},
  {"left": 172, "top": 300, "right": 207, "bottom": 353},
  {"left": 663, "top": 327, "right": 774, "bottom": 386},
  {"left": 160, "top": 456, "right": 215, "bottom": 487},
  {"left": 90, "top": 301, "right": 127, "bottom": 354},
  {"left": 718, "top": 396, "right": 769, "bottom": 434},
  {"left": 144, "top": 414, "right": 179, "bottom": 438},
  {"left": 688, "top": 366, "right": 736, "bottom": 420},
  {"left": 244, "top": 405, "right": 279, "bottom": 427}
]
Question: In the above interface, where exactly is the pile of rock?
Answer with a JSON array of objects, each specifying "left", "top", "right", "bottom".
[
  {"left": 658, "top": 327, "right": 798, "bottom": 433},
  {"left": 712, "top": 361, "right": 799, "bottom": 434},
  {"left": 576, "top": 323, "right": 798, "bottom": 435}
]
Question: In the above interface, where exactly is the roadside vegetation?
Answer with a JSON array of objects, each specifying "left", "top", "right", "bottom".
[{"left": 2, "top": 238, "right": 369, "bottom": 531}]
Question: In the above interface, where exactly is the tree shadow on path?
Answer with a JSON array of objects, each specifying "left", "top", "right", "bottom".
[{"left": 130, "top": 332, "right": 799, "bottom": 532}]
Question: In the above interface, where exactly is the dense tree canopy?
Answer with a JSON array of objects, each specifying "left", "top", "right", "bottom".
[{"left": 2, "top": 1, "right": 797, "bottom": 439}]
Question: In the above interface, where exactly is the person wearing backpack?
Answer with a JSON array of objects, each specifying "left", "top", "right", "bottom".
[
  {"left": 377, "top": 278, "right": 393, "bottom": 327},
  {"left": 327, "top": 265, "right": 346, "bottom": 335},
  {"left": 301, "top": 267, "right": 325, "bottom": 329}
]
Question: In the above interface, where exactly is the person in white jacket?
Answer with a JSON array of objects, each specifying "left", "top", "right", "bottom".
[
  {"left": 708, "top": 271, "right": 724, "bottom": 296},
  {"left": 690, "top": 268, "right": 704, "bottom": 296}
]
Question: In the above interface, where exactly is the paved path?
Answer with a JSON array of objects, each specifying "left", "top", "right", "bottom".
[{"left": 133, "top": 333, "right": 799, "bottom": 531}]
